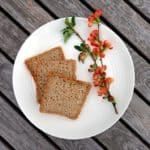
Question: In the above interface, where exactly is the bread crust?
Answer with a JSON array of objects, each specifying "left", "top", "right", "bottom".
[
  {"left": 40, "top": 72, "right": 91, "bottom": 120},
  {"left": 26, "top": 59, "right": 76, "bottom": 103},
  {"left": 25, "top": 46, "right": 65, "bottom": 62}
]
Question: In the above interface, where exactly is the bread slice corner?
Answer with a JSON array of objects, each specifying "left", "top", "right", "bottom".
[
  {"left": 40, "top": 72, "right": 91, "bottom": 119},
  {"left": 25, "top": 46, "right": 65, "bottom": 77}
]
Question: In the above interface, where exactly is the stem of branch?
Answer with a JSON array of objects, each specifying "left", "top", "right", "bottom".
[
  {"left": 113, "top": 103, "right": 118, "bottom": 114},
  {"left": 72, "top": 27, "right": 97, "bottom": 65},
  {"left": 71, "top": 24, "right": 118, "bottom": 114},
  {"left": 71, "top": 28, "right": 85, "bottom": 43}
]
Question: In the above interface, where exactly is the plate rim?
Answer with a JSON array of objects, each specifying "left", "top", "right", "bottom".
[{"left": 12, "top": 17, "right": 135, "bottom": 139}]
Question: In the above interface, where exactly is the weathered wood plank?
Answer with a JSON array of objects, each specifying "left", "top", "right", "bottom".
[
  {"left": 0, "top": 12, "right": 27, "bottom": 60},
  {"left": 84, "top": 0, "right": 150, "bottom": 59},
  {"left": 0, "top": 56, "right": 104, "bottom": 150},
  {"left": 0, "top": 95, "right": 57, "bottom": 150},
  {"left": 0, "top": 0, "right": 53, "bottom": 33},
  {"left": 35, "top": 0, "right": 150, "bottom": 101},
  {"left": 126, "top": 0, "right": 150, "bottom": 20},
  {"left": 95, "top": 121, "right": 149, "bottom": 150},
  {"left": 0, "top": 53, "right": 149, "bottom": 148},
  {"left": 47, "top": 137, "right": 104, "bottom": 150},
  {"left": 0, "top": 96, "right": 58, "bottom": 150},
  {"left": 0, "top": 138, "right": 12, "bottom": 150},
  {"left": 1, "top": 1, "right": 150, "bottom": 102},
  {"left": 0, "top": 1, "right": 150, "bottom": 142},
  {"left": 127, "top": 44, "right": 150, "bottom": 102},
  {"left": 122, "top": 94, "right": 150, "bottom": 145},
  {"left": 0, "top": 13, "right": 104, "bottom": 150},
  {"left": 0, "top": 0, "right": 149, "bottom": 148},
  {"left": 38, "top": 0, "right": 91, "bottom": 19}
]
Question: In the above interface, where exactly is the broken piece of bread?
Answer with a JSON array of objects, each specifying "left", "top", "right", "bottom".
[{"left": 40, "top": 73, "right": 91, "bottom": 119}]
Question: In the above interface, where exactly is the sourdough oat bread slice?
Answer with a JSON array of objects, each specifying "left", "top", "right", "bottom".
[
  {"left": 34, "top": 60, "right": 76, "bottom": 103},
  {"left": 40, "top": 73, "right": 91, "bottom": 119},
  {"left": 25, "top": 46, "right": 65, "bottom": 77}
]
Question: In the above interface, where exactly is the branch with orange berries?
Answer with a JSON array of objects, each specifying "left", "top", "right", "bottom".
[{"left": 62, "top": 10, "right": 118, "bottom": 114}]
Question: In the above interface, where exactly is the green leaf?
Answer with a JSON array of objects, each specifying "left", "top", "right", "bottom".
[
  {"left": 65, "top": 17, "right": 70, "bottom": 26},
  {"left": 93, "top": 18, "right": 101, "bottom": 24},
  {"left": 63, "top": 29, "right": 73, "bottom": 43},
  {"left": 71, "top": 16, "right": 76, "bottom": 26},
  {"left": 74, "top": 45, "right": 82, "bottom": 51},
  {"left": 80, "top": 43, "right": 84, "bottom": 48}
]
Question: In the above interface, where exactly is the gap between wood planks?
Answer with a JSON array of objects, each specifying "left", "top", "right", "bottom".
[
  {"left": 0, "top": 90, "right": 62, "bottom": 150},
  {"left": 0, "top": 64, "right": 106, "bottom": 150},
  {"left": 1, "top": 47, "right": 149, "bottom": 149},
  {"left": 35, "top": 0, "right": 150, "bottom": 105},
  {"left": 0, "top": 135, "right": 15, "bottom": 150},
  {"left": 120, "top": 119, "right": 150, "bottom": 148},
  {"left": 0, "top": 7, "right": 106, "bottom": 149},
  {"left": 92, "top": 137, "right": 108, "bottom": 150},
  {"left": 123, "top": 0, "right": 150, "bottom": 23},
  {"left": 78, "top": 0, "right": 150, "bottom": 64},
  {"left": 0, "top": 6, "right": 29, "bottom": 35},
  {"left": 0, "top": 1, "right": 149, "bottom": 148}
]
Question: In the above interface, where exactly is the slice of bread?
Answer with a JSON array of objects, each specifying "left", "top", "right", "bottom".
[
  {"left": 40, "top": 72, "right": 91, "bottom": 119},
  {"left": 33, "top": 60, "right": 76, "bottom": 103},
  {"left": 25, "top": 46, "right": 65, "bottom": 77}
]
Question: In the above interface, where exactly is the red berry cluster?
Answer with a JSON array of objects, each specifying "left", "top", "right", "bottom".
[
  {"left": 92, "top": 65, "right": 113, "bottom": 96},
  {"left": 88, "top": 30, "right": 113, "bottom": 58},
  {"left": 87, "top": 10, "right": 115, "bottom": 103},
  {"left": 88, "top": 9, "right": 102, "bottom": 27},
  {"left": 63, "top": 10, "right": 118, "bottom": 113}
]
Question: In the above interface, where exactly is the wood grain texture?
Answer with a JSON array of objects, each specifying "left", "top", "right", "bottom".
[
  {"left": 127, "top": 44, "right": 150, "bottom": 102},
  {"left": 0, "top": 139, "right": 12, "bottom": 150},
  {"left": 0, "top": 96, "right": 57, "bottom": 150},
  {"left": 0, "top": 55, "right": 104, "bottom": 150},
  {"left": 0, "top": 12, "right": 27, "bottom": 59},
  {"left": 95, "top": 121, "right": 149, "bottom": 150},
  {"left": 0, "top": 53, "right": 149, "bottom": 148},
  {"left": 0, "top": 0, "right": 53, "bottom": 33},
  {"left": 47, "top": 137, "right": 104, "bottom": 150},
  {"left": 0, "top": 0, "right": 150, "bottom": 148},
  {"left": 1, "top": 0, "right": 150, "bottom": 102},
  {"left": 2, "top": 0, "right": 149, "bottom": 102},
  {"left": 38, "top": 0, "right": 91, "bottom": 17},
  {"left": 126, "top": 0, "right": 150, "bottom": 20},
  {"left": 0, "top": 11, "right": 105, "bottom": 150},
  {"left": 84, "top": 0, "right": 150, "bottom": 59},
  {"left": 0, "top": 0, "right": 150, "bottom": 127},
  {"left": 122, "top": 94, "right": 150, "bottom": 145}
]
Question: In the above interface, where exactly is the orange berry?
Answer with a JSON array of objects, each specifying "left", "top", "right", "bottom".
[
  {"left": 79, "top": 52, "right": 86, "bottom": 63},
  {"left": 98, "top": 87, "right": 108, "bottom": 96},
  {"left": 93, "top": 74, "right": 99, "bottom": 80},
  {"left": 105, "top": 77, "right": 113, "bottom": 84},
  {"left": 88, "top": 15, "right": 95, "bottom": 27},
  {"left": 99, "top": 52, "right": 105, "bottom": 58},
  {"left": 94, "top": 9, "right": 102, "bottom": 18},
  {"left": 91, "top": 41, "right": 100, "bottom": 47},
  {"left": 93, "top": 47, "right": 99, "bottom": 54},
  {"left": 103, "top": 40, "right": 113, "bottom": 49},
  {"left": 95, "top": 67, "right": 100, "bottom": 74},
  {"left": 93, "top": 80, "right": 99, "bottom": 86}
]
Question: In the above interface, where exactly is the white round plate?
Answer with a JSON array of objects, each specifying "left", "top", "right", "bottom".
[{"left": 13, "top": 17, "right": 135, "bottom": 139}]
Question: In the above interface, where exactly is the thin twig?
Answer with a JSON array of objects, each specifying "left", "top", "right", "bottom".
[
  {"left": 71, "top": 24, "right": 118, "bottom": 114},
  {"left": 71, "top": 28, "right": 85, "bottom": 43},
  {"left": 98, "top": 23, "right": 103, "bottom": 66},
  {"left": 71, "top": 27, "right": 97, "bottom": 65},
  {"left": 97, "top": 23, "right": 118, "bottom": 114}
]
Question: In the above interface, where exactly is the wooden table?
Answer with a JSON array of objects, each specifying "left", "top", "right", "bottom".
[{"left": 0, "top": 0, "right": 149, "bottom": 150}]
